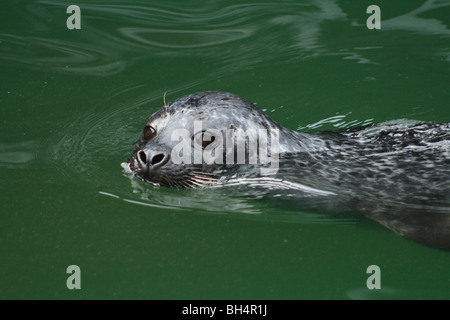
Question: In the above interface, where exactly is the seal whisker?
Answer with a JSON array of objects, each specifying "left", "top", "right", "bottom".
[
  {"left": 190, "top": 174, "right": 217, "bottom": 181},
  {"left": 188, "top": 172, "right": 219, "bottom": 183},
  {"left": 188, "top": 181, "right": 203, "bottom": 187},
  {"left": 191, "top": 171, "right": 219, "bottom": 177},
  {"left": 163, "top": 91, "right": 169, "bottom": 114}
]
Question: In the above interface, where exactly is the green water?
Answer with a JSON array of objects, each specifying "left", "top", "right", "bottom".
[{"left": 1, "top": 0, "right": 449, "bottom": 300}]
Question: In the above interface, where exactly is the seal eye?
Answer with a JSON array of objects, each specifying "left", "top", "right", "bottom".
[
  {"left": 195, "top": 131, "right": 216, "bottom": 149},
  {"left": 143, "top": 125, "right": 156, "bottom": 140},
  {"left": 202, "top": 134, "right": 215, "bottom": 148}
]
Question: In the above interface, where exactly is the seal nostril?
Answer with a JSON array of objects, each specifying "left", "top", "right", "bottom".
[
  {"left": 151, "top": 153, "right": 165, "bottom": 166},
  {"left": 138, "top": 151, "right": 147, "bottom": 164}
]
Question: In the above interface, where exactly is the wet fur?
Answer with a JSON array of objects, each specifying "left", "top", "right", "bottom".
[{"left": 127, "top": 91, "right": 450, "bottom": 250}]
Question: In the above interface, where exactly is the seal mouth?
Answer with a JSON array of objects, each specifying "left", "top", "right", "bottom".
[
  {"left": 126, "top": 154, "right": 219, "bottom": 189},
  {"left": 127, "top": 154, "right": 147, "bottom": 176}
]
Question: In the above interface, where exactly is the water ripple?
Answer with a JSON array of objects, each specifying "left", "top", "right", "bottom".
[
  {"left": 41, "top": 82, "right": 357, "bottom": 224},
  {"left": 0, "top": 142, "right": 39, "bottom": 169},
  {"left": 297, "top": 113, "right": 374, "bottom": 131},
  {"left": 2, "top": 0, "right": 449, "bottom": 77},
  {"left": 119, "top": 27, "right": 252, "bottom": 49}
]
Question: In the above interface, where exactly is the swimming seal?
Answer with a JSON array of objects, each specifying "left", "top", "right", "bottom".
[{"left": 126, "top": 91, "right": 450, "bottom": 250}]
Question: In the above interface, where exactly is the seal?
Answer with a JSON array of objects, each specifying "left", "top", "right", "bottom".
[{"left": 126, "top": 91, "right": 450, "bottom": 250}]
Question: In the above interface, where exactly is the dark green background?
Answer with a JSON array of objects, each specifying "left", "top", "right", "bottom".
[{"left": 1, "top": 0, "right": 449, "bottom": 299}]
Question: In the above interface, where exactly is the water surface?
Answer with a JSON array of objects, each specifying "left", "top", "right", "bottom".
[{"left": 1, "top": 0, "right": 449, "bottom": 299}]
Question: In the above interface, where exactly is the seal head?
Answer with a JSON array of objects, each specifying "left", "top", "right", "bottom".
[{"left": 128, "top": 91, "right": 284, "bottom": 188}]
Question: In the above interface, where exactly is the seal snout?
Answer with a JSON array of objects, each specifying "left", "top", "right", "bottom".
[{"left": 136, "top": 149, "right": 170, "bottom": 169}]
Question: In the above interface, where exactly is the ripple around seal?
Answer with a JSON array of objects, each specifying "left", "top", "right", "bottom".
[
  {"left": 44, "top": 86, "right": 358, "bottom": 224},
  {"left": 44, "top": 83, "right": 151, "bottom": 187},
  {"left": 297, "top": 113, "right": 375, "bottom": 131}
]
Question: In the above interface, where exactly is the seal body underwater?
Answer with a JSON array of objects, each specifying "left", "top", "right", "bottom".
[{"left": 126, "top": 91, "right": 450, "bottom": 250}]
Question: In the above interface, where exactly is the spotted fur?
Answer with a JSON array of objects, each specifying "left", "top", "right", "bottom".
[{"left": 127, "top": 91, "right": 450, "bottom": 250}]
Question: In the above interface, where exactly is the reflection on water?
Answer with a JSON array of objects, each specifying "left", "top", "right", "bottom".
[
  {"left": 1, "top": 0, "right": 449, "bottom": 76},
  {"left": 123, "top": 177, "right": 262, "bottom": 215},
  {"left": 0, "top": 142, "right": 38, "bottom": 168},
  {"left": 100, "top": 177, "right": 358, "bottom": 225}
]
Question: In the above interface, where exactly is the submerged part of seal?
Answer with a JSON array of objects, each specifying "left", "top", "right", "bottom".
[{"left": 126, "top": 91, "right": 450, "bottom": 250}]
